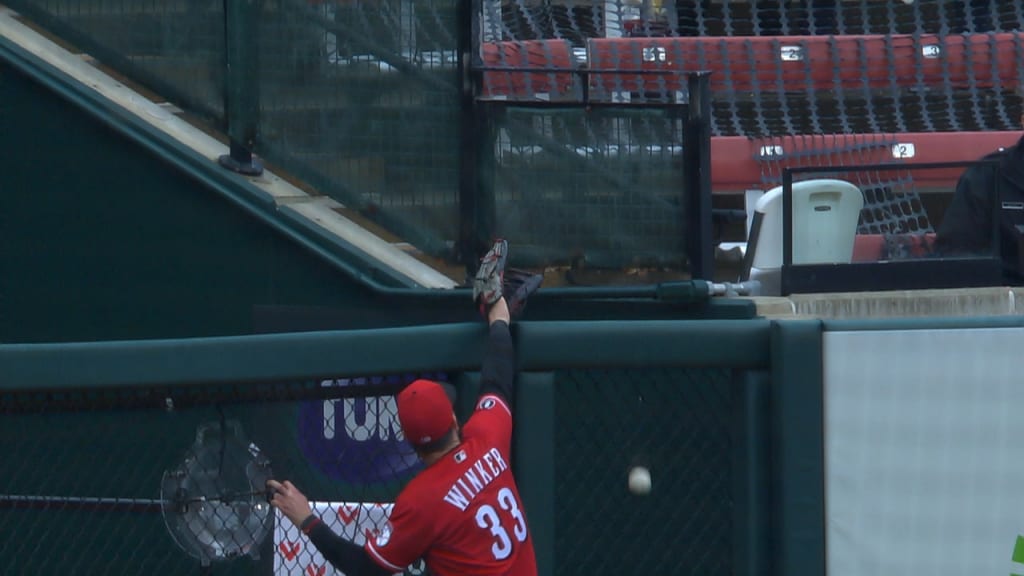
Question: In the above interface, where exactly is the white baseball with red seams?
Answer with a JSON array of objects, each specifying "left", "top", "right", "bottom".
[{"left": 628, "top": 466, "right": 652, "bottom": 495}]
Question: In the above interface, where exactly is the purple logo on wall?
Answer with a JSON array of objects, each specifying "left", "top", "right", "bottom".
[{"left": 297, "top": 374, "right": 448, "bottom": 485}]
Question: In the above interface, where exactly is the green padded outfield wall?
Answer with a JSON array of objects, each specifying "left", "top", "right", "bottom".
[{"left": 0, "top": 59, "right": 382, "bottom": 343}]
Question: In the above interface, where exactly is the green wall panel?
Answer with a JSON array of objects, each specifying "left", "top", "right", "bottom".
[{"left": 0, "top": 60, "right": 369, "bottom": 343}]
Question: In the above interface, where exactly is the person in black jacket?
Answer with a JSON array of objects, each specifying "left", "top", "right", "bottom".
[{"left": 934, "top": 132, "right": 1024, "bottom": 284}]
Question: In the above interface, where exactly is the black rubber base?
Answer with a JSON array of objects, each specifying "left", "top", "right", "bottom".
[{"left": 218, "top": 154, "right": 264, "bottom": 176}]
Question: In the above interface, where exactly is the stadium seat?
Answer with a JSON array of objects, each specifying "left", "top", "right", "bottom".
[{"left": 741, "top": 179, "right": 864, "bottom": 295}]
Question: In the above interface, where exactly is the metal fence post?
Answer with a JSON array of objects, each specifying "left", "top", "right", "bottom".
[
  {"left": 219, "top": 0, "right": 263, "bottom": 176},
  {"left": 685, "top": 71, "right": 713, "bottom": 280},
  {"left": 769, "top": 320, "right": 826, "bottom": 576},
  {"left": 457, "top": 0, "right": 495, "bottom": 269}
]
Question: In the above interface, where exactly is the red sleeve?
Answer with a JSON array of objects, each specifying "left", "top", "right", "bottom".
[
  {"left": 461, "top": 393, "right": 513, "bottom": 455},
  {"left": 364, "top": 492, "right": 431, "bottom": 573}
]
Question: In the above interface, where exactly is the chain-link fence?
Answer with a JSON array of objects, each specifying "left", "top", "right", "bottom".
[
  {"left": 0, "top": 375, "right": 440, "bottom": 575},
  {"left": 0, "top": 360, "right": 746, "bottom": 576}
]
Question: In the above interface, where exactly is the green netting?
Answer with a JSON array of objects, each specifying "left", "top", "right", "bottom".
[
  {"left": 4, "top": 0, "right": 465, "bottom": 262},
  {"left": 255, "top": 0, "right": 463, "bottom": 258},
  {"left": 491, "top": 106, "right": 689, "bottom": 269},
  {"left": 7, "top": 0, "right": 227, "bottom": 119}
]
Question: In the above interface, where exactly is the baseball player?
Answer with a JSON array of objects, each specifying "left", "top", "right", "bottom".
[{"left": 268, "top": 239, "right": 541, "bottom": 576}]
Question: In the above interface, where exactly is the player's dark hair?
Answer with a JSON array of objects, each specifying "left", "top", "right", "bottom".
[{"left": 413, "top": 425, "right": 459, "bottom": 457}]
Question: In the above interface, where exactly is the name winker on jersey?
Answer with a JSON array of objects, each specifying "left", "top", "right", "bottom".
[{"left": 442, "top": 446, "right": 510, "bottom": 512}]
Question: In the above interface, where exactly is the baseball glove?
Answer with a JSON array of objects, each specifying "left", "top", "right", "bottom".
[
  {"left": 472, "top": 239, "right": 543, "bottom": 318},
  {"left": 472, "top": 239, "right": 508, "bottom": 317},
  {"left": 503, "top": 267, "right": 543, "bottom": 318}
]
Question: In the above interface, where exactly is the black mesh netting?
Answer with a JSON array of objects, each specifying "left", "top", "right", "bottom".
[
  {"left": 553, "top": 367, "right": 735, "bottom": 576},
  {"left": 757, "top": 133, "right": 933, "bottom": 235},
  {"left": 479, "top": 1, "right": 1024, "bottom": 135}
]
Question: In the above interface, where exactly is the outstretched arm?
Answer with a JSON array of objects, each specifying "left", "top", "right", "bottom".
[
  {"left": 472, "top": 239, "right": 540, "bottom": 412},
  {"left": 267, "top": 479, "right": 391, "bottom": 576},
  {"left": 479, "top": 297, "right": 516, "bottom": 409}
]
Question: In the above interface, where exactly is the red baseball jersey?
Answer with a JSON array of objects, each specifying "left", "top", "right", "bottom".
[{"left": 364, "top": 393, "right": 537, "bottom": 576}]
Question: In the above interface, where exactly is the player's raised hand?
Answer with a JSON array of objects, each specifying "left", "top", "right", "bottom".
[
  {"left": 473, "top": 239, "right": 508, "bottom": 317},
  {"left": 266, "top": 479, "right": 313, "bottom": 527},
  {"left": 473, "top": 239, "right": 542, "bottom": 320}
]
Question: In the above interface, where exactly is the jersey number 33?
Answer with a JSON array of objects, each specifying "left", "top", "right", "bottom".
[{"left": 475, "top": 487, "right": 527, "bottom": 560}]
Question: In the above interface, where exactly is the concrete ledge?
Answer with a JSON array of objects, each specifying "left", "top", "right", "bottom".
[{"left": 753, "top": 287, "right": 1023, "bottom": 319}]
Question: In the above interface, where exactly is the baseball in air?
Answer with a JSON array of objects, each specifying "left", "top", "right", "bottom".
[
  {"left": 628, "top": 466, "right": 652, "bottom": 495},
  {"left": 901, "top": 0, "right": 914, "bottom": 4}
]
